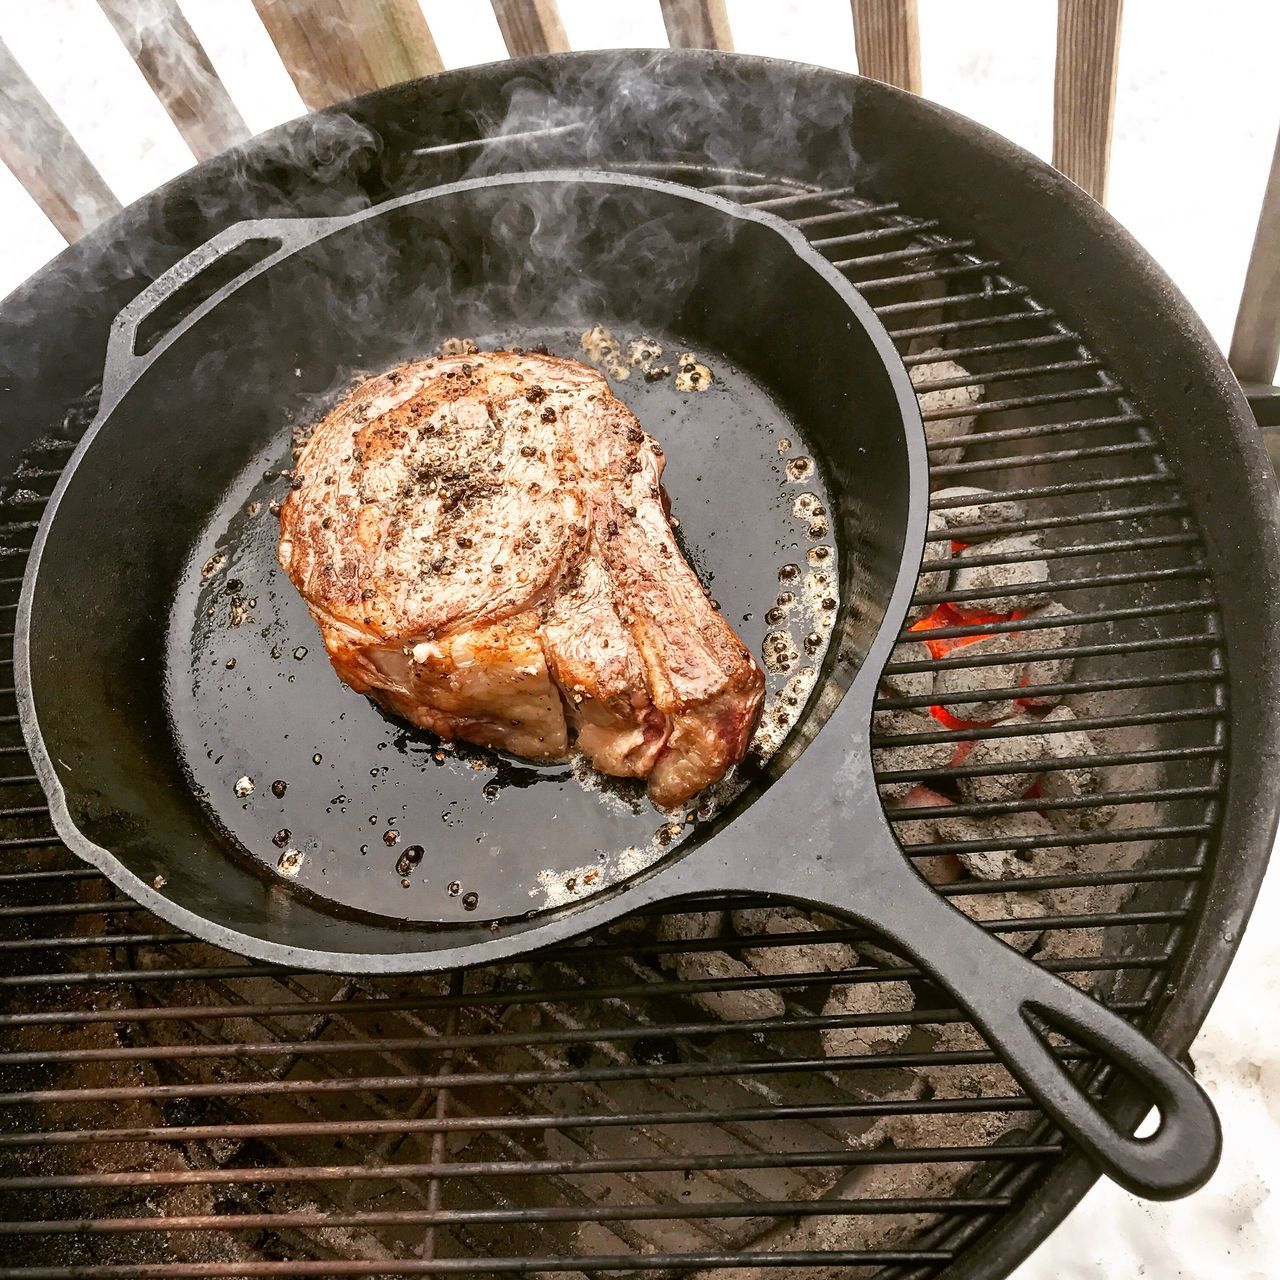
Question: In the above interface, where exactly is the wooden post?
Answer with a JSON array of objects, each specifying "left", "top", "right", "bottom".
[
  {"left": 252, "top": 0, "right": 442, "bottom": 111},
  {"left": 850, "top": 0, "right": 921, "bottom": 93},
  {"left": 1053, "top": 0, "right": 1124, "bottom": 204},
  {"left": 490, "top": 1, "right": 570, "bottom": 58},
  {"left": 659, "top": 0, "right": 733, "bottom": 51},
  {"left": 0, "top": 38, "right": 120, "bottom": 243},
  {"left": 1229, "top": 126, "right": 1280, "bottom": 386},
  {"left": 346, "top": 0, "right": 442, "bottom": 89},
  {"left": 97, "top": 0, "right": 250, "bottom": 162}
]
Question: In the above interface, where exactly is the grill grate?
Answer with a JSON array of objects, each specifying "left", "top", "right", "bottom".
[{"left": 0, "top": 165, "right": 1225, "bottom": 1277}]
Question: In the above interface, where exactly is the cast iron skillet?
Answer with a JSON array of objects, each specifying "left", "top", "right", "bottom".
[{"left": 16, "top": 171, "right": 1218, "bottom": 1199}]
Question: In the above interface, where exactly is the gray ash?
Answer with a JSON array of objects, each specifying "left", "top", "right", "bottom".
[
  {"left": 872, "top": 709, "right": 954, "bottom": 802},
  {"left": 930, "top": 485, "right": 1028, "bottom": 537},
  {"left": 950, "top": 534, "right": 1050, "bottom": 615},
  {"left": 908, "top": 350, "right": 983, "bottom": 466}
]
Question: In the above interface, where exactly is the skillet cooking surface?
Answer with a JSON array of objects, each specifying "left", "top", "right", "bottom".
[{"left": 173, "top": 322, "right": 841, "bottom": 923}]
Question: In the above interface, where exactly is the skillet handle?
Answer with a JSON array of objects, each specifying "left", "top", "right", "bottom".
[
  {"left": 820, "top": 858, "right": 1221, "bottom": 1200},
  {"left": 100, "top": 216, "right": 346, "bottom": 414}
]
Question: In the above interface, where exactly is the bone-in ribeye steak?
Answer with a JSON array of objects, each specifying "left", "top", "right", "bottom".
[{"left": 278, "top": 351, "right": 765, "bottom": 806}]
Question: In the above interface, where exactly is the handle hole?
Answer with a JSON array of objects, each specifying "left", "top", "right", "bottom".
[{"left": 134, "top": 237, "right": 283, "bottom": 356}]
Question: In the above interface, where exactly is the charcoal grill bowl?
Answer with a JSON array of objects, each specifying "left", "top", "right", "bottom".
[
  {"left": 10, "top": 167, "right": 1228, "bottom": 1199},
  {"left": 1, "top": 48, "right": 1276, "bottom": 1276}
]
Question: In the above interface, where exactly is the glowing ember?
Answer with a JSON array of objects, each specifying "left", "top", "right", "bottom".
[
  {"left": 908, "top": 600, "right": 1026, "bottom": 728},
  {"left": 909, "top": 601, "right": 1015, "bottom": 659},
  {"left": 904, "top": 534, "right": 1039, "bottom": 727}
]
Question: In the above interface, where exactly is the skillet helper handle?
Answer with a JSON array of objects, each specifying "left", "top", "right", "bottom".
[
  {"left": 99, "top": 216, "right": 343, "bottom": 414},
  {"left": 854, "top": 862, "right": 1221, "bottom": 1199}
]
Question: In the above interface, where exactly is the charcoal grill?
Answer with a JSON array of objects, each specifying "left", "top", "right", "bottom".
[{"left": 0, "top": 51, "right": 1276, "bottom": 1278}]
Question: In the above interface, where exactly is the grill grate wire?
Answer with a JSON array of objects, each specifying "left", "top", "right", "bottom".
[{"left": 0, "top": 165, "right": 1225, "bottom": 1277}]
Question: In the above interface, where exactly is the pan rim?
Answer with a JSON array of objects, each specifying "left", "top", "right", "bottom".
[{"left": 14, "top": 167, "right": 928, "bottom": 972}]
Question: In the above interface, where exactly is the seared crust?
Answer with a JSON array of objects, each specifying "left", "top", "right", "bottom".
[
  {"left": 279, "top": 356, "right": 588, "bottom": 640},
  {"left": 279, "top": 351, "right": 764, "bottom": 805}
]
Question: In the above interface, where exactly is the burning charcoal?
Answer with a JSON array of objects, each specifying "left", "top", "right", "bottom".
[
  {"left": 656, "top": 908, "right": 725, "bottom": 953},
  {"left": 733, "top": 904, "right": 858, "bottom": 976},
  {"left": 730, "top": 904, "right": 841, "bottom": 934},
  {"left": 958, "top": 890, "right": 1048, "bottom": 954},
  {"left": 929, "top": 807, "right": 1000, "bottom": 876},
  {"left": 909, "top": 351, "right": 982, "bottom": 466},
  {"left": 605, "top": 910, "right": 651, "bottom": 936},
  {"left": 841, "top": 1071, "right": 931, "bottom": 1147},
  {"left": 742, "top": 936, "right": 854, "bottom": 980},
  {"left": 1038, "top": 705, "right": 1118, "bottom": 830},
  {"left": 742, "top": 1102, "right": 1023, "bottom": 1266},
  {"left": 880, "top": 639, "right": 934, "bottom": 703},
  {"left": 872, "top": 709, "right": 953, "bottom": 802},
  {"left": 887, "top": 784, "right": 967, "bottom": 884},
  {"left": 918, "top": 1018, "right": 1021, "bottom": 1102},
  {"left": 676, "top": 950, "right": 787, "bottom": 1022},
  {"left": 906, "top": 510, "right": 951, "bottom": 624},
  {"left": 954, "top": 714, "right": 1046, "bottom": 804},
  {"left": 873, "top": 1108, "right": 1022, "bottom": 1183},
  {"left": 656, "top": 909, "right": 785, "bottom": 1021},
  {"left": 1032, "top": 924, "right": 1105, "bottom": 990},
  {"left": 1016, "top": 602, "right": 1082, "bottom": 707},
  {"left": 932, "top": 635, "right": 1029, "bottom": 723},
  {"left": 885, "top": 783, "right": 947, "bottom": 844},
  {"left": 729, "top": 905, "right": 781, "bottom": 936},
  {"left": 946, "top": 807, "right": 1057, "bottom": 880},
  {"left": 919, "top": 852, "right": 967, "bottom": 886},
  {"left": 930, "top": 485, "right": 1028, "bottom": 539},
  {"left": 732, "top": 901, "right": 839, "bottom": 931},
  {"left": 986, "top": 808, "right": 1060, "bottom": 863},
  {"left": 932, "top": 601, "right": 1078, "bottom": 722},
  {"left": 854, "top": 937, "right": 908, "bottom": 970},
  {"left": 820, "top": 978, "right": 915, "bottom": 1057},
  {"left": 692, "top": 1070, "right": 1007, "bottom": 1270},
  {"left": 949, "top": 533, "right": 1049, "bottom": 615}
]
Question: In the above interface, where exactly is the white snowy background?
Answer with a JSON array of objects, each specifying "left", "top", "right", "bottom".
[{"left": 1, "top": 2, "right": 1278, "bottom": 1275}]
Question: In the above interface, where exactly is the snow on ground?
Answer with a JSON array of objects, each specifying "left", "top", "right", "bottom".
[
  {"left": 1, "top": 2, "right": 1278, "bottom": 1274},
  {"left": 1011, "top": 844, "right": 1280, "bottom": 1280}
]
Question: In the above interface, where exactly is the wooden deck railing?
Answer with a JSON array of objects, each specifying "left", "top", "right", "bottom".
[{"left": 0, "top": 0, "right": 1275, "bottom": 386}]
